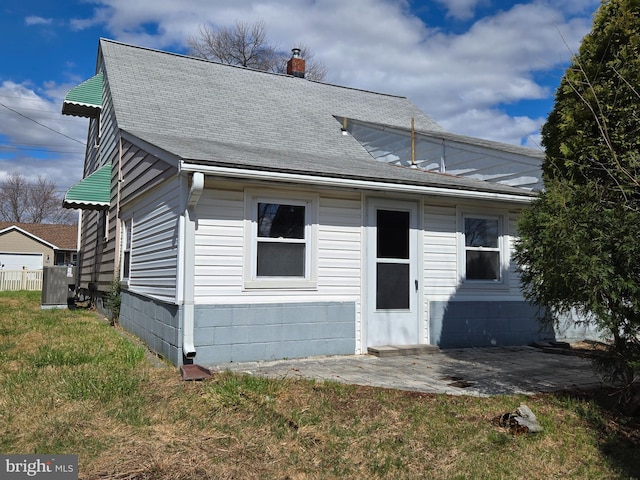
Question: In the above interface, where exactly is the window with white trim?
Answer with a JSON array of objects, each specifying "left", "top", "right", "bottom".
[
  {"left": 122, "top": 218, "right": 132, "bottom": 280},
  {"left": 245, "top": 191, "right": 317, "bottom": 289},
  {"left": 98, "top": 210, "right": 109, "bottom": 241},
  {"left": 461, "top": 213, "right": 504, "bottom": 282}
]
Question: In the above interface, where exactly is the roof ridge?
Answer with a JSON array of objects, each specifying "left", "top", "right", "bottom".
[{"left": 99, "top": 37, "right": 411, "bottom": 100}]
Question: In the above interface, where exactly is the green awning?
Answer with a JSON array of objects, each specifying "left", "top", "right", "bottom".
[
  {"left": 62, "top": 73, "right": 103, "bottom": 118},
  {"left": 63, "top": 163, "right": 111, "bottom": 210}
]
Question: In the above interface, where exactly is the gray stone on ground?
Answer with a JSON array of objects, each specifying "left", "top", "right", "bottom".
[{"left": 514, "top": 404, "right": 543, "bottom": 433}]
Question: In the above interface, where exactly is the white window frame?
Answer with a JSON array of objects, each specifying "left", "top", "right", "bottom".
[
  {"left": 457, "top": 209, "right": 508, "bottom": 287},
  {"left": 121, "top": 217, "right": 132, "bottom": 283},
  {"left": 100, "top": 210, "right": 109, "bottom": 242},
  {"left": 244, "top": 189, "right": 318, "bottom": 290}
]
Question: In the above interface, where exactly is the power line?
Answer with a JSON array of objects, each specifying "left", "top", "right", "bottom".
[
  {"left": 0, "top": 145, "right": 85, "bottom": 154},
  {"left": 0, "top": 101, "right": 85, "bottom": 145},
  {"left": 0, "top": 110, "right": 86, "bottom": 124}
]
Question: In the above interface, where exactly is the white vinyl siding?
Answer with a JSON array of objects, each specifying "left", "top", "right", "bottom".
[
  {"left": 194, "top": 183, "right": 362, "bottom": 304},
  {"left": 123, "top": 179, "right": 181, "bottom": 303},
  {"left": 507, "top": 211, "right": 523, "bottom": 296},
  {"left": 317, "top": 196, "right": 362, "bottom": 297},
  {"left": 423, "top": 202, "right": 523, "bottom": 301},
  {"left": 423, "top": 205, "right": 459, "bottom": 297},
  {"left": 194, "top": 188, "right": 244, "bottom": 297},
  {"left": 191, "top": 182, "right": 527, "bottom": 355}
]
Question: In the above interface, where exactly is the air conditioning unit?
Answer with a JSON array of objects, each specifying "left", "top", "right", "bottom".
[{"left": 41, "top": 266, "right": 77, "bottom": 309}]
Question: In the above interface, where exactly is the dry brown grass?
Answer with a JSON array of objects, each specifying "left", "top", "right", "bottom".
[{"left": 0, "top": 291, "right": 638, "bottom": 479}]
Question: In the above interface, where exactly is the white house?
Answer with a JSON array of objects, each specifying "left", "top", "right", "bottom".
[{"left": 62, "top": 39, "right": 564, "bottom": 367}]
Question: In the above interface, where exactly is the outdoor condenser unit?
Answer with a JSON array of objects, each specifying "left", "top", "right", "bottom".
[{"left": 41, "top": 266, "right": 77, "bottom": 309}]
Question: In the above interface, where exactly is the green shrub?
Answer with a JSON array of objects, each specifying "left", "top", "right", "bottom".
[{"left": 104, "top": 276, "right": 121, "bottom": 325}]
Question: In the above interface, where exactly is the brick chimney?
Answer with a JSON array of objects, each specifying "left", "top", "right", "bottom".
[{"left": 286, "top": 48, "right": 305, "bottom": 78}]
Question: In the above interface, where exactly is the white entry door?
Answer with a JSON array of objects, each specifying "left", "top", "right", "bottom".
[{"left": 366, "top": 199, "right": 419, "bottom": 347}]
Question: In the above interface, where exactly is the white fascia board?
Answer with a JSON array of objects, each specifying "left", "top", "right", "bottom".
[{"left": 179, "top": 163, "right": 536, "bottom": 205}]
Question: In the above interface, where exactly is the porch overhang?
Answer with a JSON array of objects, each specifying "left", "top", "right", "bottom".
[{"left": 63, "top": 163, "right": 111, "bottom": 210}]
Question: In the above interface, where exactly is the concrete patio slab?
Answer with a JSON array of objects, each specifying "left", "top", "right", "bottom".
[{"left": 210, "top": 346, "right": 606, "bottom": 397}]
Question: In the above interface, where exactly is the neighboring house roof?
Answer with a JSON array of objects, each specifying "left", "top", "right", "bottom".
[
  {"left": 0, "top": 223, "right": 78, "bottom": 250},
  {"left": 98, "top": 39, "right": 538, "bottom": 199}
]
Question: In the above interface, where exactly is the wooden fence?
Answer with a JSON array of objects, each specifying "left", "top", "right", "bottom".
[{"left": 0, "top": 269, "right": 43, "bottom": 291}]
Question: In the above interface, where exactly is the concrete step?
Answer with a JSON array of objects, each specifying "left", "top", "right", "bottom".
[{"left": 368, "top": 344, "right": 440, "bottom": 357}]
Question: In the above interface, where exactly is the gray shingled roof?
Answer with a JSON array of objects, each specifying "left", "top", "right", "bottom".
[{"left": 100, "top": 39, "right": 536, "bottom": 197}]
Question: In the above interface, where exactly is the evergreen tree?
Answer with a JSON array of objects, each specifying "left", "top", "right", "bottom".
[{"left": 515, "top": 0, "right": 640, "bottom": 394}]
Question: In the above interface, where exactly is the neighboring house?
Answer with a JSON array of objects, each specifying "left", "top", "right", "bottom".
[
  {"left": 63, "top": 38, "right": 563, "bottom": 367},
  {"left": 0, "top": 222, "right": 78, "bottom": 270}
]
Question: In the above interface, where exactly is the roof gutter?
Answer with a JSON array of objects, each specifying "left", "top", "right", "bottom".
[
  {"left": 179, "top": 163, "right": 536, "bottom": 204},
  {"left": 182, "top": 171, "right": 204, "bottom": 360}
]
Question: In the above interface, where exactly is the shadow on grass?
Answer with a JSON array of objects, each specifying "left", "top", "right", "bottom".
[{"left": 552, "top": 387, "right": 640, "bottom": 479}]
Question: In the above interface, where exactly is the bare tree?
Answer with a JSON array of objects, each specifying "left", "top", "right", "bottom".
[
  {"left": 0, "top": 172, "right": 74, "bottom": 224},
  {"left": 28, "top": 176, "right": 75, "bottom": 224},
  {"left": 188, "top": 20, "right": 327, "bottom": 81},
  {"left": 0, "top": 172, "right": 29, "bottom": 223}
]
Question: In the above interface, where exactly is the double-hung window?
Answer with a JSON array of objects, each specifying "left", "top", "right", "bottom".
[
  {"left": 99, "top": 210, "right": 109, "bottom": 242},
  {"left": 121, "top": 218, "right": 132, "bottom": 281},
  {"left": 460, "top": 213, "right": 504, "bottom": 283},
  {"left": 245, "top": 191, "right": 317, "bottom": 289}
]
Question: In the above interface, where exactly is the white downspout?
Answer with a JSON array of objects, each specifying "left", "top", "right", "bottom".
[{"left": 182, "top": 171, "right": 204, "bottom": 360}]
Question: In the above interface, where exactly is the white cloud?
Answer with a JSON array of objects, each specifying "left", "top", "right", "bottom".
[
  {"left": 25, "top": 16, "right": 52, "bottom": 26},
  {"left": 0, "top": 81, "right": 86, "bottom": 187},
  {"left": 557, "top": 0, "right": 601, "bottom": 15},
  {"left": 440, "top": 108, "right": 545, "bottom": 149},
  {"left": 434, "top": 0, "right": 489, "bottom": 21}
]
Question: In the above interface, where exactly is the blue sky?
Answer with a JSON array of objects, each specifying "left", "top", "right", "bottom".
[{"left": 0, "top": 0, "right": 600, "bottom": 192}]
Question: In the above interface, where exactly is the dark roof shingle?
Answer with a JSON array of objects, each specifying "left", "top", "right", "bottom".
[
  {"left": 0, "top": 223, "right": 78, "bottom": 250},
  {"left": 99, "top": 39, "right": 538, "bottom": 198}
]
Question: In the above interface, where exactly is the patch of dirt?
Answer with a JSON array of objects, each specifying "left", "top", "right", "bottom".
[{"left": 554, "top": 384, "right": 640, "bottom": 446}]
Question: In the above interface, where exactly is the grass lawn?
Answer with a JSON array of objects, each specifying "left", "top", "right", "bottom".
[{"left": 0, "top": 291, "right": 638, "bottom": 479}]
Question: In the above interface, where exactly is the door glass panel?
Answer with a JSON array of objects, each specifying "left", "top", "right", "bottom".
[
  {"left": 377, "top": 210, "right": 409, "bottom": 259},
  {"left": 376, "top": 263, "right": 409, "bottom": 309}
]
